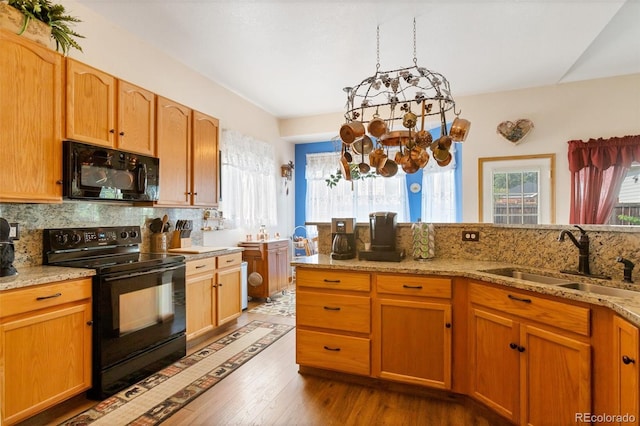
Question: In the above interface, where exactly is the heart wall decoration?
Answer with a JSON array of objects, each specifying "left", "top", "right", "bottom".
[{"left": 497, "top": 119, "right": 534, "bottom": 144}]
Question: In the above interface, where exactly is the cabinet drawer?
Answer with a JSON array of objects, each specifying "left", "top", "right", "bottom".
[
  {"left": 376, "top": 274, "right": 451, "bottom": 298},
  {"left": 296, "top": 329, "right": 370, "bottom": 376},
  {"left": 469, "top": 282, "right": 590, "bottom": 336},
  {"left": 297, "top": 291, "right": 370, "bottom": 333},
  {"left": 0, "top": 278, "right": 92, "bottom": 319},
  {"left": 217, "top": 252, "right": 242, "bottom": 269},
  {"left": 296, "top": 268, "right": 371, "bottom": 292},
  {"left": 186, "top": 257, "right": 216, "bottom": 275}
]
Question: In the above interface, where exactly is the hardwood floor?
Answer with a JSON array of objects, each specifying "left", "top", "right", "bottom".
[{"left": 18, "top": 304, "right": 511, "bottom": 426}]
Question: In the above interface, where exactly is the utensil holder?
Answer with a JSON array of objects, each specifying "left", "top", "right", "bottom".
[
  {"left": 151, "top": 233, "right": 169, "bottom": 252},
  {"left": 171, "top": 231, "right": 192, "bottom": 249}
]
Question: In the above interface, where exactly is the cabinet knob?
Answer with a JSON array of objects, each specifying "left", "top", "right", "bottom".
[
  {"left": 109, "top": 129, "right": 115, "bottom": 134},
  {"left": 509, "top": 342, "right": 518, "bottom": 350},
  {"left": 623, "top": 355, "right": 636, "bottom": 365},
  {"left": 445, "top": 322, "right": 451, "bottom": 328},
  {"left": 119, "top": 131, "right": 125, "bottom": 136},
  {"left": 87, "top": 320, "right": 93, "bottom": 326},
  {"left": 517, "top": 345, "right": 526, "bottom": 353},
  {"left": 56, "top": 180, "right": 63, "bottom": 185}
]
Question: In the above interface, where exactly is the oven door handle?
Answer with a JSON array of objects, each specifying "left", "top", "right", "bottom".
[{"left": 103, "top": 264, "right": 184, "bottom": 281}]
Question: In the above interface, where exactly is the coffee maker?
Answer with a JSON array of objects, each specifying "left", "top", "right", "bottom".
[
  {"left": 359, "top": 211, "right": 404, "bottom": 262},
  {"left": 331, "top": 218, "right": 356, "bottom": 260}
]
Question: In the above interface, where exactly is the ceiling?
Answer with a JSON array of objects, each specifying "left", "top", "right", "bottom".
[{"left": 75, "top": 0, "right": 640, "bottom": 119}]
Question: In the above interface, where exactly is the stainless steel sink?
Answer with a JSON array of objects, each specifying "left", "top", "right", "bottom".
[
  {"left": 480, "top": 268, "right": 576, "bottom": 285},
  {"left": 557, "top": 282, "right": 640, "bottom": 298}
]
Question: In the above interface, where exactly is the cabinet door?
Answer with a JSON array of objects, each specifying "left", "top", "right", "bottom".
[
  {"left": 521, "top": 324, "right": 591, "bottom": 426},
  {"left": 217, "top": 266, "right": 241, "bottom": 325},
  {"left": 1, "top": 302, "right": 92, "bottom": 424},
  {"left": 613, "top": 316, "right": 639, "bottom": 426},
  {"left": 185, "top": 270, "right": 216, "bottom": 340},
  {"left": 375, "top": 298, "right": 452, "bottom": 389},
  {"left": 468, "top": 307, "right": 519, "bottom": 423},
  {"left": 156, "top": 96, "right": 192, "bottom": 206},
  {"left": 66, "top": 59, "right": 116, "bottom": 147},
  {"left": 0, "top": 31, "right": 62, "bottom": 202},
  {"left": 192, "top": 111, "right": 219, "bottom": 207},
  {"left": 117, "top": 80, "right": 155, "bottom": 155}
]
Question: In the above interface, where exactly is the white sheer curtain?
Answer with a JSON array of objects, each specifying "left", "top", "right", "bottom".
[
  {"left": 220, "top": 129, "right": 277, "bottom": 228},
  {"left": 306, "top": 152, "right": 409, "bottom": 222},
  {"left": 422, "top": 144, "right": 457, "bottom": 222}
]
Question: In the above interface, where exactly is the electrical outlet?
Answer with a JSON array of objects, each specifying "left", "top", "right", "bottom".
[
  {"left": 9, "top": 223, "right": 20, "bottom": 240},
  {"left": 462, "top": 230, "right": 479, "bottom": 242}
]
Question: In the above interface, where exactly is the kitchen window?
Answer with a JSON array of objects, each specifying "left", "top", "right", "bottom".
[
  {"left": 220, "top": 130, "right": 277, "bottom": 228},
  {"left": 479, "top": 154, "right": 555, "bottom": 224},
  {"left": 305, "top": 152, "right": 409, "bottom": 222}
]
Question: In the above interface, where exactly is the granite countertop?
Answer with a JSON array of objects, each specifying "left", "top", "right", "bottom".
[
  {"left": 291, "top": 254, "right": 640, "bottom": 328},
  {"left": 0, "top": 247, "right": 243, "bottom": 292},
  {"left": 0, "top": 266, "right": 96, "bottom": 291}
]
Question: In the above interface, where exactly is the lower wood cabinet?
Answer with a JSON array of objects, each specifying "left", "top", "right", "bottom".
[
  {"left": 0, "top": 278, "right": 92, "bottom": 425},
  {"left": 373, "top": 274, "right": 452, "bottom": 389},
  {"left": 186, "top": 252, "right": 242, "bottom": 341},
  {"left": 612, "top": 315, "right": 639, "bottom": 425},
  {"left": 468, "top": 281, "right": 591, "bottom": 426},
  {"left": 295, "top": 267, "right": 371, "bottom": 376},
  {"left": 295, "top": 267, "right": 638, "bottom": 426},
  {"left": 239, "top": 240, "right": 290, "bottom": 300}
]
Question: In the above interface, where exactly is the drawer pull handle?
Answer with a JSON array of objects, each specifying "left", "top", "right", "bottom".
[
  {"left": 323, "top": 306, "right": 341, "bottom": 311},
  {"left": 323, "top": 279, "right": 341, "bottom": 283},
  {"left": 508, "top": 294, "right": 532, "bottom": 303},
  {"left": 36, "top": 292, "right": 62, "bottom": 301},
  {"left": 403, "top": 284, "right": 423, "bottom": 289},
  {"left": 623, "top": 355, "right": 636, "bottom": 365},
  {"left": 323, "top": 346, "right": 341, "bottom": 352},
  {"left": 195, "top": 265, "right": 207, "bottom": 269}
]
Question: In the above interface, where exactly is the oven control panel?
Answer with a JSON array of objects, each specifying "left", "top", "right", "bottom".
[{"left": 43, "top": 226, "right": 142, "bottom": 251}]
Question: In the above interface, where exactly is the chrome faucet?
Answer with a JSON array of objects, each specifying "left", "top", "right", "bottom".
[{"left": 558, "top": 225, "right": 590, "bottom": 275}]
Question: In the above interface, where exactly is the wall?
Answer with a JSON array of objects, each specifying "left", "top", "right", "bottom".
[
  {"left": 1, "top": 0, "right": 296, "bottom": 266},
  {"left": 281, "top": 73, "right": 640, "bottom": 224}
]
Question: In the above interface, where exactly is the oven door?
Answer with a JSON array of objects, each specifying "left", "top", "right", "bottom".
[{"left": 96, "top": 263, "right": 186, "bottom": 369}]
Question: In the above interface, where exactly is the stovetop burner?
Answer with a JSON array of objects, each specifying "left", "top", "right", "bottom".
[
  {"left": 54, "top": 252, "right": 184, "bottom": 274},
  {"left": 43, "top": 226, "right": 184, "bottom": 274}
]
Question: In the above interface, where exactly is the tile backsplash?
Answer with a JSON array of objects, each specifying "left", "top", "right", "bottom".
[
  {"left": 0, "top": 202, "right": 205, "bottom": 267},
  {"left": 314, "top": 222, "right": 640, "bottom": 283}
]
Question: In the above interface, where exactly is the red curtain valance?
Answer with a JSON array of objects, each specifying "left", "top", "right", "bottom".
[{"left": 567, "top": 135, "right": 640, "bottom": 173}]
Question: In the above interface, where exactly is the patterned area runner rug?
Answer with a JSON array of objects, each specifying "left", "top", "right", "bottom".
[
  {"left": 60, "top": 321, "right": 294, "bottom": 426},
  {"left": 248, "top": 287, "right": 296, "bottom": 318}
]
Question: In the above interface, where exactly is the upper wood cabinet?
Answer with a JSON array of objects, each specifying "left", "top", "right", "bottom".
[
  {"left": 66, "top": 59, "right": 156, "bottom": 155},
  {"left": 156, "top": 96, "right": 192, "bottom": 206},
  {"left": 117, "top": 80, "right": 156, "bottom": 155},
  {"left": 0, "top": 30, "right": 63, "bottom": 203},
  {"left": 192, "top": 111, "right": 219, "bottom": 207},
  {"left": 66, "top": 59, "right": 116, "bottom": 147}
]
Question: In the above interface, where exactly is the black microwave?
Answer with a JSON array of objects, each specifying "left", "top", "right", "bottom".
[{"left": 63, "top": 140, "right": 160, "bottom": 202}]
